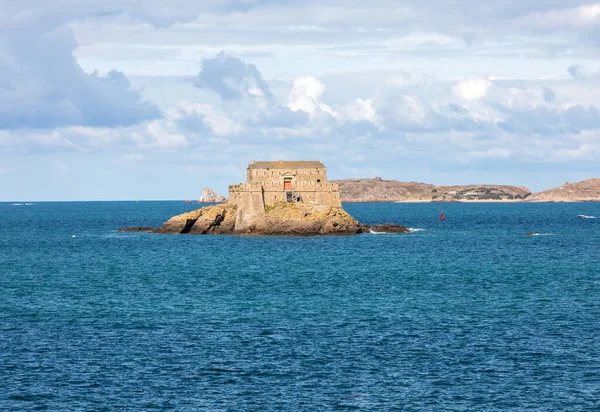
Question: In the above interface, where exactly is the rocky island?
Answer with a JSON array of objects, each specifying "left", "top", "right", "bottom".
[
  {"left": 121, "top": 161, "right": 407, "bottom": 236},
  {"left": 198, "top": 187, "right": 226, "bottom": 203}
]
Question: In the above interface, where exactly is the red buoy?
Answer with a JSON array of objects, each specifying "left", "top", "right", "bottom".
[{"left": 440, "top": 210, "right": 445, "bottom": 221}]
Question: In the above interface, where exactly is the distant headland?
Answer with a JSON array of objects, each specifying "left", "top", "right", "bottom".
[
  {"left": 332, "top": 177, "right": 600, "bottom": 203},
  {"left": 335, "top": 178, "right": 532, "bottom": 202},
  {"left": 524, "top": 179, "right": 600, "bottom": 202}
]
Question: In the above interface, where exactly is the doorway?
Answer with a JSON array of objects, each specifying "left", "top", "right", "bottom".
[{"left": 284, "top": 177, "right": 292, "bottom": 190}]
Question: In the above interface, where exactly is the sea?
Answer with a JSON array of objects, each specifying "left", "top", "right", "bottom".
[{"left": 1, "top": 201, "right": 599, "bottom": 410}]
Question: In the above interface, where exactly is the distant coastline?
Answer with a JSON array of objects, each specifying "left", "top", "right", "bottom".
[{"left": 334, "top": 178, "right": 600, "bottom": 203}]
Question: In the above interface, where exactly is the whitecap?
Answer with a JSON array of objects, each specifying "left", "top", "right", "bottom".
[
  {"left": 577, "top": 215, "right": 596, "bottom": 219},
  {"left": 408, "top": 228, "right": 425, "bottom": 233}
]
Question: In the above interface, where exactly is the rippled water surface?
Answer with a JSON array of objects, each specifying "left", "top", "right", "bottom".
[{"left": 1, "top": 201, "right": 599, "bottom": 410}]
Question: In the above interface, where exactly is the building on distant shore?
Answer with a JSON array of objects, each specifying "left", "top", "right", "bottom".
[{"left": 228, "top": 160, "right": 342, "bottom": 229}]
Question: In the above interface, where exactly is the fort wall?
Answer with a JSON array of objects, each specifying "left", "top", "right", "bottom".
[{"left": 227, "top": 161, "right": 342, "bottom": 232}]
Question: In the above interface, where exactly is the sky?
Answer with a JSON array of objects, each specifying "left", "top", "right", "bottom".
[{"left": 1, "top": 1, "right": 600, "bottom": 200}]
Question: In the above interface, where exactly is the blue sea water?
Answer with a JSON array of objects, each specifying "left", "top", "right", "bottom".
[{"left": 1, "top": 201, "right": 599, "bottom": 410}]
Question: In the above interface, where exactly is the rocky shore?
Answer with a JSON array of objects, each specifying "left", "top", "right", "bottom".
[{"left": 119, "top": 202, "right": 409, "bottom": 236}]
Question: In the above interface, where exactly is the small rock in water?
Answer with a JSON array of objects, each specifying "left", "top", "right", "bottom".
[
  {"left": 118, "top": 227, "right": 155, "bottom": 233},
  {"left": 369, "top": 224, "right": 410, "bottom": 234}
]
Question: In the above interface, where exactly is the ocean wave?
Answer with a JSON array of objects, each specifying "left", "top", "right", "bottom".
[
  {"left": 369, "top": 228, "right": 424, "bottom": 234},
  {"left": 577, "top": 215, "right": 596, "bottom": 219},
  {"left": 526, "top": 232, "right": 554, "bottom": 236}
]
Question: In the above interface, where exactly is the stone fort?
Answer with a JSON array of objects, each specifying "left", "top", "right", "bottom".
[{"left": 228, "top": 160, "right": 342, "bottom": 229}]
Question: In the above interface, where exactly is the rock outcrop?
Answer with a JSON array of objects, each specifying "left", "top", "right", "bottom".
[
  {"left": 152, "top": 202, "right": 362, "bottom": 236},
  {"left": 198, "top": 187, "right": 226, "bottom": 203},
  {"left": 368, "top": 224, "right": 411, "bottom": 233},
  {"left": 122, "top": 202, "right": 412, "bottom": 236},
  {"left": 118, "top": 226, "right": 154, "bottom": 233},
  {"left": 526, "top": 178, "right": 600, "bottom": 202},
  {"left": 155, "top": 204, "right": 237, "bottom": 234},
  {"left": 247, "top": 203, "right": 360, "bottom": 236}
]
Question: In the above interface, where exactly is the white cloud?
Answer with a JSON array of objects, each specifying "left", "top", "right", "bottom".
[
  {"left": 396, "top": 95, "right": 427, "bottom": 123},
  {"left": 557, "top": 142, "right": 599, "bottom": 160},
  {"left": 521, "top": 3, "right": 600, "bottom": 29},
  {"left": 343, "top": 98, "right": 378, "bottom": 123},
  {"left": 145, "top": 120, "right": 187, "bottom": 148},
  {"left": 288, "top": 76, "right": 328, "bottom": 114},
  {"left": 453, "top": 79, "right": 494, "bottom": 101}
]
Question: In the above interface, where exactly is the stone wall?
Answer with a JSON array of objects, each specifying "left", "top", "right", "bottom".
[
  {"left": 228, "top": 183, "right": 266, "bottom": 232},
  {"left": 260, "top": 183, "right": 341, "bottom": 206},
  {"left": 229, "top": 182, "right": 341, "bottom": 207},
  {"left": 247, "top": 167, "right": 327, "bottom": 188}
]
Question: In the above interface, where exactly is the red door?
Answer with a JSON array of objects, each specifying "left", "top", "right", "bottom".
[{"left": 284, "top": 180, "right": 292, "bottom": 190}]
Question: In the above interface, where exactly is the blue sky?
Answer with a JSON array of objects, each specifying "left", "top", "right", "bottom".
[{"left": 1, "top": 1, "right": 600, "bottom": 200}]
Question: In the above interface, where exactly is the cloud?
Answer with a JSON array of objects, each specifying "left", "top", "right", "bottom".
[
  {"left": 288, "top": 76, "right": 336, "bottom": 117},
  {"left": 453, "top": 79, "right": 494, "bottom": 101},
  {"left": 0, "top": 15, "right": 160, "bottom": 130},
  {"left": 174, "top": 102, "right": 241, "bottom": 137},
  {"left": 543, "top": 87, "right": 556, "bottom": 102},
  {"left": 568, "top": 63, "right": 600, "bottom": 80},
  {"left": 568, "top": 64, "right": 590, "bottom": 79},
  {"left": 193, "top": 52, "right": 311, "bottom": 129},
  {"left": 195, "top": 52, "right": 273, "bottom": 101},
  {"left": 6, "top": 2, "right": 600, "bottom": 201},
  {"left": 342, "top": 98, "right": 378, "bottom": 123},
  {"left": 519, "top": 3, "right": 600, "bottom": 29},
  {"left": 3, "top": 51, "right": 600, "bottom": 175}
]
